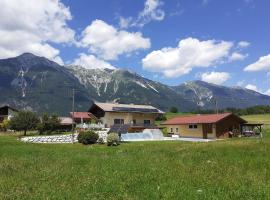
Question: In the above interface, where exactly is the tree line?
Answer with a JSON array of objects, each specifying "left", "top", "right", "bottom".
[
  {"left": 192, "top": 105, "right": 270, "bottom": 116},
  {"left": 1, "top": 111, "right": 63, "bottom": 136}
]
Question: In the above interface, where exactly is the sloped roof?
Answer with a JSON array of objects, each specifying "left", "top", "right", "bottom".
[
  {"left": 70, "top": 112, "right": 97, "bottom": 119},
  {"left": 0, "top": 105, "right": 18, "bottom": 112},
  {"left": 162, "top": 113, "right": 246, "bottom": 125},
  {"left": 59, "top": 117, "right": 74, "bottom": 125},
  {"left": 92, "top": 102, "right": 164, "bottom": 114}
]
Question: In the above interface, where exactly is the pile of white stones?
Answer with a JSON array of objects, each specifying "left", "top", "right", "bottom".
[
  {"left": 20, "top": 134, "right": 79, "bottom": 144},
  {"left": 20, "top": 129, "right": 111, "bottom": 144}
]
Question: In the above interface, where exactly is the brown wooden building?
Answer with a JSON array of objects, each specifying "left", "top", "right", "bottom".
[{"left": 162, "top": 113, "right": 247, "bottom": 139}]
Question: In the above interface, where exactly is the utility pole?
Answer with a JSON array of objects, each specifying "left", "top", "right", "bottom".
[
  {"left": 71, "top": 88, "right": 75, "bottom": 144},
  {"left": 214, "top": 98, "right": 219, "bottom": 114}
]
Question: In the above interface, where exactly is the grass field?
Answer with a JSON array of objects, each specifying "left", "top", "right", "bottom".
[
  {"left": 164, "top": 112, "right": 193, "bottom": 119},
  {"left": 242, "top": 114, "right": 270, "bottom": 127},
  {"left": 0, "top": 114, "right": 270, "bottom": 199}
]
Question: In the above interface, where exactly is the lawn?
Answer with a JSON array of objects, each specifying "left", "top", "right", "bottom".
[{"left": 0, "top": 114, "right": 270, "bottom": 199}]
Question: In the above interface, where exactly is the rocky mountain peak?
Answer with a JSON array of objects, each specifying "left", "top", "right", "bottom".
[{"left": 0, "top": 53, "right": 270, "bottom": 114}]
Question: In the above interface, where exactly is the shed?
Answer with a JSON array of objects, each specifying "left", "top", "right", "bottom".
[{"left": 161, "top": 113, "right": 247, "bottom": 139}]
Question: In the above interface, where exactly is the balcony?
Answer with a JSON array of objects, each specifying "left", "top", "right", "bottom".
[{"left": 76, "top": 123, "right": 105, "bottom": 129}]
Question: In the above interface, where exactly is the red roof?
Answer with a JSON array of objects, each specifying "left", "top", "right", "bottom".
[
  {"left": 70, "top": 112, "right": 96, "bottom": 120},
  {"left": 162, "top": 113, "right": 245, "bottom": 125}
]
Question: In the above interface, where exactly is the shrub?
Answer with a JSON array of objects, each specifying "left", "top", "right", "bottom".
[
  {"left": 89, "top": 128, "right": 102, "bottom": 131},
  {"left": 78, "top": 131, "right": 99, "bottom": 145},
  {"left": 170, "top": 106, "right": 178, "bottom": 113},
  {"left": 97, "top": 137, "right": 105, "bottom": 144},
  {"left": 0, "top": 119, "right": 10, "bottom": 131},
  {"left": 107, "top": 133, "right": 120, "bottom": 146},
  {"left": 156, "top": 115, "right": 167, "bottom": 121},
  {"left": 161, "top": 127, "right": 168, "bottom": 137}
]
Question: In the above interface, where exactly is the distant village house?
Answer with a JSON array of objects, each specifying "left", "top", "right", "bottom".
[
  {"left": 0, "top": 105, "right": 18, "bottom": 123},
  {"left": 70, "top": 112, "right": 97, "bottom": 124}
]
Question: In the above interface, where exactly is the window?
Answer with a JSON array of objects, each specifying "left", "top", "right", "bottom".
[
  {"left": 114, "top": 119, "right": 124, "bottom": 125},
  {"left": 176, "top": 128, "right": 179, "bottom": 132},
  {"left": 131, "top": 119, "right": 136, "bottom": 125},
  {"left": 170, "top": 128, "right": 173, "bottom": 133},
  {"left": 144, "top": 120, "right": 151, "bottom": 125},
  {"left": 189, "top": 124, "right": 198, "bottom": 129}
]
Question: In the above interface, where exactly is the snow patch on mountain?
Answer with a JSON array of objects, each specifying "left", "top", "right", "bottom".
[
  {"left": 184, "top": 82, "right": 213, "bottom": 107},
  {"left": 134, "top": 80, "right": 148, "bottom": 89},
  {"left": 147, "top": 84, "right": 159, "bottom": 93}
]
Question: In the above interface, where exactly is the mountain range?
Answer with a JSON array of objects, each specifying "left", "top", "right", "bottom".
[{"left": 0, "top": 53, "right": 270, "bottom": 115}]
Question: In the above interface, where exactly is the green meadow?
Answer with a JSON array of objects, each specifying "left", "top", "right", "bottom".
[{"left": 0, "top": 114, "right": 270, "bottom": 199}]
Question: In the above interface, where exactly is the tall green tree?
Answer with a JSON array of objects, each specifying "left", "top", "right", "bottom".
[
  {"left": 37, "top": 113, "right": 61, "bottom": 135},
  {"left": 9, "top": 111, "right": 39, "bottom": 136}
]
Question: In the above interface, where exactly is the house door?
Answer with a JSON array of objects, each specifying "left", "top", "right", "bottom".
[{"left": 202, "top": 124, "right": 209, "bottom": 139}]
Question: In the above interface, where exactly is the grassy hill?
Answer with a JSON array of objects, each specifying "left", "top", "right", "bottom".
[{"left": 1, "top": 115, "right": 270, "bottom": 199}]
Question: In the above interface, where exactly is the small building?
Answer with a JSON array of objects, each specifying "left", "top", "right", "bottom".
[
  {"left": 88, "top": 102, "right": 164, "bottom": 132},
  {"left": 70, "top": 112, "right": 97, "bottom": 124},
  {"left": 0, "top": 105, "right": 18, "bottom": 123},
  {"left": 161, "top": 113, "right": 247, "bottom": 139},
  {"left": 59, "top": 117, "right": 74, "bottom": 131}
]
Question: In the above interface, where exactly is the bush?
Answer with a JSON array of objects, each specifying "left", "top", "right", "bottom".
[
  {"left": 107, "top": 133, "right": 120, "bottom": 146},
  {"left": 97, "top": 137, "right": 105, "bottom": 144},
  {"left": 170, "top": 106, "right": 178, "bottom": 113},
  {"left": 0, "top": 119, "right": 10, "bottom": 131},
  {"left": 161, "top": 127, "right": 168, "bottom": 137},
  {"left": 156, "top": 115, "right": 167, "bottom": 121},
  {"left": 78, "top": 131, "right": 99, "bottom": 145}
]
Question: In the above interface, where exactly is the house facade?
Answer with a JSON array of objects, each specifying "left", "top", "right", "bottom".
[
  {"left": 162, "top": 113, "right": 247, "bottom": 139},
  {"left": 0, "top": 106, "right": 18, "bottom": 123},
  {"left": 88, "top": 102, "right": 164, "bottom": 129}
]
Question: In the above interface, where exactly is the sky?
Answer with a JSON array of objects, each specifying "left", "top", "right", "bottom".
[{"left": 0, "top": 0, "right": 270, "bottom": 95}]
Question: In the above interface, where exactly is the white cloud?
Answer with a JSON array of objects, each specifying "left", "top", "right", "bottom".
[
  {"left": 245, "top": 84, "right": 270, "bottom": 95},
  {"left": 245, "top": 84, "right": 258, "bottom": 91},
  {"left": 265, "top": 89, "right": 270, "bottom": 96},
  {"left": 142, "top": 37, "right": 233, "bottom": 78},
  {"left": 0, "top": 0, "right": 75, "bottom": 64},
  {"left": 119, "top": 0, "right": 165, "bottom": 28},
  {"left": 73, "top": 53, "right": 115, "bottom": 69},
  {"left": 119, "top": 17, "right": 133, "bottom": 29},
  {"left": 236, "top": 80, "right": 245, "bottom": 87},
  {"left": 229, "top": 52, "right": 248, "bottom": 61},
  {"left": 244, "top": 54, "right": 270, "bottom": 71},
  {"left": 238, "top": 41, "right": 250, "bottom": 48},
  {"left": 80, "top": 20, "right": 150, "bottom": 60},
  {"left": 201, "top": 71, "right": 230, "bottom": 85}
]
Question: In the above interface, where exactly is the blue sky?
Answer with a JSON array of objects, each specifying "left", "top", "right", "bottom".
[{"left": 1, "top": 0, "right": 270, "bottom": 94}]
